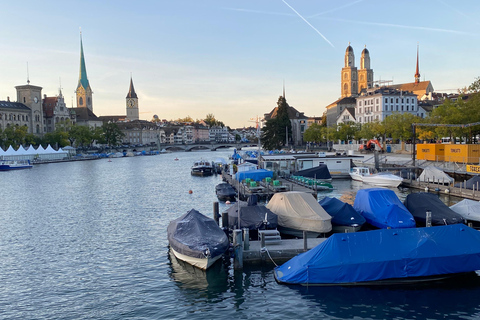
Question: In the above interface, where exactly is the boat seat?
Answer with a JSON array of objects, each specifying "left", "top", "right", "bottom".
[{"left": 258, "top": 230, "right": 281, "bottom": 245}]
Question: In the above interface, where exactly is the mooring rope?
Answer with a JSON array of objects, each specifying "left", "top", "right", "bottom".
[{"left": 261, "top": 246, "right": 278, "bottom": 267}]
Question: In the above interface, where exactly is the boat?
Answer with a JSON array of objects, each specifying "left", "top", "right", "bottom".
[
  {"left": 167, "top": 209, "right": 229, "bottom": 270},
  {"left": 293, "top": 164, "right": 332, "bottom": 182},
  {"left": 0, "top": 160, "right": 33, "bottom": 171},
  {"left": 349, "top": 167, "right": 403, "bottom": 187},
  {"left": 403, "top": 192, "right": 465, "bottom": 227},
  {"left": 318, "top": 197, "right": 366, "bottom": 233},
  {"left": 417, "top": 166, "right": 454, "bottom": 184},
  {"left": 455, "top": 175, "right": 480, "bottom": 190},
  {"left": 266, "top": 191, "right": 332, "bottom": 238},
  {"left": 226, "top": 195, "right": 278, "bottom": 239},
  {"left": 353, "top": 188, "right": 416, "bottom": 229},
  {"left": 215, "top": 182, "right": 237, "bottom": 202},
  {"left": 274, "top": 224, "right": 480, "bottom": 286},
  {"left": 450, "top": 199, "right": 480, "bottom": 225},
  {"left": 191, "top": 160, "right": 213, "bottom": 176}
]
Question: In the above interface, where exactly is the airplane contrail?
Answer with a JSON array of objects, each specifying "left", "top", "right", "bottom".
[
  {"left": 281, "top": 0, "right": 335, "bottom": 48},
  {"left": 308, "top": 0, "right": 364, "bottom": 18}
]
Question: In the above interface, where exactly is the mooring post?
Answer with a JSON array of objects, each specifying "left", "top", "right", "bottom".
[
  {"left": 222, "top": 211, "right": 228, "bottom": 229},
  {"left": 213, "top": 201, "right": 219, "bottom": 225},
  {"left": 243, "top": 228, "right": 250, "bottom": 250},
  {"left": 426, "top": 210, "right": 432, "bottom": 227},
  {"left": 303, "top": 231, "right": 308, "bottom": 251},
  {"left": 233, "top": 229, "right": 243, "bottom": 269}
]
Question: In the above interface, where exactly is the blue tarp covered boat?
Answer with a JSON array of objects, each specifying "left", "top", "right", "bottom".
[
  {"left": 235, "top": 169, "right": 273, "bottom": 182},
  {"left": 274, "top": 224, "right": 480, "bottom": 285},
  {"left": 353, "top": 188, "right": 415, "bottom": 229},
  {"left": 319, "top": 197, "right": 366, "bottom": 232}
]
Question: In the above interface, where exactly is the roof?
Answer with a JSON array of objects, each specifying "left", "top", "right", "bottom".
[
  {"left": 71, "top": 107, "right": 99, "bottom": 121},
  {"left": 326, "top": 96, "right": 356, "bottom": 109},
  {"left": 0, "top": 100, "right": 31, "bottom": 111},
  {"left": 389, "top": 81, "right": 433, "bottom": 95},
  {"left": 77, "top": 35, "right": 90, "bottom": 90},
  {"left": 126, "top": 77, "right": 138, "bottom": 99},
  {"left": 264, "top": 103, "right": 308, "bottom": 121}
]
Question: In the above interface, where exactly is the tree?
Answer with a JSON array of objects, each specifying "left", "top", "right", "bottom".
[
  {"left": 261, "top": 96, "right": 292, "bottom": 150},
  {"left": 303, "top": 123, "right": 323, "bottom": 143},
  {"left": 336, "top": 122, "right": 358, "bottom": 142},
  {"left": 102, "top": 122, "right": 125, "bottom": 147}
]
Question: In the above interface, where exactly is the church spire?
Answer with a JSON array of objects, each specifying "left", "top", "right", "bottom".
[
  {"left": 77, "top": 32, "right": 90, "bottom": 90},
  {"left": 126, "top": 76, "right": 138, "bottom": 98},
  {"left": 414, "top": 43, "right": 420, "bottom": 84}
]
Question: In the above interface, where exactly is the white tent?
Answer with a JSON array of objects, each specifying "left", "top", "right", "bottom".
[
  {"left": 417, "top": 166, "right": 454, "bottom": 184},
  {"left": 450, "top": 199, "right": 480, "bottom": 223}
]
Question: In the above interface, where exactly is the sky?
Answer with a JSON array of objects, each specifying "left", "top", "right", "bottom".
[{"left": 1, "top": 0, "right": 479, "bottom": 129}]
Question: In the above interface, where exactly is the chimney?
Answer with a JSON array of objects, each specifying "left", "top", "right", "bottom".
[{"left": 7, "top": 96, "right": 10, "bottom": 102}]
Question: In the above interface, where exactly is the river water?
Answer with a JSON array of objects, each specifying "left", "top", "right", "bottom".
[{"left": 1, "top": 150, "right": 479, "bottom": 319}]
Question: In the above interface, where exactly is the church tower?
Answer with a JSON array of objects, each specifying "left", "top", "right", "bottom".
[
  {"left": 76, "top": 33, "right": 93, "bottom": 111},
  {"left": 341, "top": 44, "right": 358, "bottom": 97},
  {"left": 358, "top": 46, "right": 374, "bottom": 94},
  {"left": 126, "top": 76, "right": 139, "bottom": 121}
]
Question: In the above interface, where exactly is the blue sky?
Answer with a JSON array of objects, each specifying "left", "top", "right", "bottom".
[{"left": 0, "top": 0, "right": 479, "bottom": 128}]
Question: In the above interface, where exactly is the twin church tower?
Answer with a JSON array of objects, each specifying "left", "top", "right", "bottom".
[
  {"left": 75, "top": 33, "right": 139, "bottom": 121},
  {"left": 341, "top": 44, "right": 373, "bottom": 98}
]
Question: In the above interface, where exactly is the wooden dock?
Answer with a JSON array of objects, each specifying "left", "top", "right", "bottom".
[
  {"left": 221, "top": 171, "right": 317, "bottom": 200},
  {"left": 402, "top": 178, "right": 480, "bottom": 201}
]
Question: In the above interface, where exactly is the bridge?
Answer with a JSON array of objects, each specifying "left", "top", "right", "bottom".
[{"left": 159, "top": 142, "right": 259, "bottom": 152}]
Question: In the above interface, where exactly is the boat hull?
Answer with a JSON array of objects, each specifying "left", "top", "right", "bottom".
[
  {"left": 170, "top": 247, "right": 223, "bottom": 270},
  {"left": 191, "top": 167, "right": 213, "bottom": 176}
]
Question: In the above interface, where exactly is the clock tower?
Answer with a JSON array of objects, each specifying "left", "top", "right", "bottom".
[
  {"left": 76, "top": 32, "right": 93, "bottom": 111},
  {"left": 126, "top": 76, "right": 139, "bottom": 121}
]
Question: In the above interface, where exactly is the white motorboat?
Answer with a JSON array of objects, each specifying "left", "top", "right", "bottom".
[{"left": 349, "top": 167, "right": 403, "bottom": 187}]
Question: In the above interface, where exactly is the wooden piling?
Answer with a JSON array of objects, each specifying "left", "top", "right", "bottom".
[{"left": 213, "top": 201, "right": 219, "bottom": 225}]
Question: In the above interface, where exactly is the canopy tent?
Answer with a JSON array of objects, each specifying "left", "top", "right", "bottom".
[
  {"left": 450, "top": 199, "right": 480, "bottom": 223},
  {"left": 417, "top": 166, "right": 454, "bottom": 184},
  {"left": 293, "top": 164, "right": 332, "bottom": 180},
  {"left": 235, "top": 169, "right": 273, "bottom": 181},
  {"left": 0, "top": 144, "right": 69, "bottom": 161},
  {"left": 274, "top": 224, "right": 480, "bottom": 285},
  {"left": 455, "top": 176, "right": 480, "bottom": 190}
]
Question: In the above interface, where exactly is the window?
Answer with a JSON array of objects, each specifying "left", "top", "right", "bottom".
[
  {"left": 396, "top": 106, "right": 399, "bottom": 111},
  {"left": 79, "top": 97, "right": 83, "bottom": 106},
  {"left": 407, "top": 98, "right": 409, "bottom": 103},
  {"left": 396, "top": 98, "right": 399, "bottom": 103},
  {"left": 401, "top": 106, "right": 404, "bottom": 111},
  {"left": 385, "top": 98, "right": 388, "bottom": 103},
  {"left": 390, "top": 98, "right": 393, "bottom": 103}
]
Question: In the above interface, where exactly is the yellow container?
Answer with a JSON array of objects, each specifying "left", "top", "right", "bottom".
[
  {"left": 443, "top": 144, "right": 480, "bottom": 163},
  {"left": 417, "top": 144, "right": 444, "bottom": 161}
]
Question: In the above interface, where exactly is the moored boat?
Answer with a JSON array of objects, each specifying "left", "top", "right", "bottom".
[
  {"left": 450, "top": 199, "right": 480, "bottom": 225},
  {"left": 191, "top": 160, "right": 213, "bottom": 176},
  {"left": 167, "top": 209, "right": 229, "bottom": 270},
  {"left": 274, "top": 224, "right": 480, "bottom": 286},
  {"left": 353, "top": 188, "right": 416, "bottom": 229},
  {"left": 319, "top": 197, "right": 366, "bottom": 233},
  {"left": 404, "top": 192, "right": 465, "bottom": 226},
  {"left": 266, "top": 191, "right": 332, "bottom": 238},
  {"left": 0, "top": 160, "right": 33, "bottom": 171},
  {"left": 350, "top": 167, "right": 403, "bottom": 187},
  {"left": 215, "top": 182, "right": 236, "bottom": 201}
]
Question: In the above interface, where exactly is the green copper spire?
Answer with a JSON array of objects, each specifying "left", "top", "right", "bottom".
[{"left": 77, "top": 32, "right": 90, "bottom": 90}]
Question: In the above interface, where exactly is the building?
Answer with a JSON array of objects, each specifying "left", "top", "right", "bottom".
[
  {"left": 120, "top": 120, "right": 164, "bottom": 146},
  {"left": 43, "top": 88, "right": 74, "bottom": 133},
  {"left": 126, "top": 77, "right": 139, "bottom": 121},
  {"left": 325, "top": 96, "right": 356, "bottom": 127},
  {"left": 75, "top": 33, "right": 93, "bottom": 111},
  {"left": 355, "top": 87, "right": 418, "bottom": 124},
  {"left": 341, "top": 44, "right": 374, "bottom": 98}
]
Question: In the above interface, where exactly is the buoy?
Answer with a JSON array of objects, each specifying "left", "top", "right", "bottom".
[
  {"left": 188, "top": 190, "right": 193, "bottom": 194},
  {"left": 445, "top": 188, "right": 450, "bottom": 193},
  {"left": 425, "top": 187, "right": 429, "bottom": 192},
  {"left": 226, "top": 200, "right": 231, "bottom": 204}
]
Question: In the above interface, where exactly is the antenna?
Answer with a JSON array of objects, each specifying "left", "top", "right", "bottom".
[{"left": 26, "top": 62, "right": 30, "bottom": 84}]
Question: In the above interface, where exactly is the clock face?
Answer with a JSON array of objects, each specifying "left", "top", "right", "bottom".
[
  {"left": 34, "top": 96, "right": 38, "bottom": 103},
  {"left": 127, "top": 99, "right": 135, "bottom": 108}
]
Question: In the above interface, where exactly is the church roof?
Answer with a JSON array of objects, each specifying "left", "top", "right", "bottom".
[
  {"left": 264, "top": 104, "right": 307, "bottom": 121},
  {"left": 71, "top": 107, "right": 99, "bottom": 121},
  {"left": 126, "top": 77, "right": 137, "bottom": 99},
  {"left": 388, "top": 81, "right": 432, "bottom": 95},
  {"left": 77, "top": 35, "right": 90, "bottom": 90}
]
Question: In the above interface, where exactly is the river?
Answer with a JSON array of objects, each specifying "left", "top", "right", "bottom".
[{"left": 0, "top": 150, "right": 479, "bottom": 319}]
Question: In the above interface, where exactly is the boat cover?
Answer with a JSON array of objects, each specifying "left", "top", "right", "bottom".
[
  {"left": 417, "top": 166, "right": 454, "bottom": 184},
  {"left": 235, "top": 169, "right": 273, "bottom": 182},
  {"left": 274, "top": 224, "right": 480, "bottom": 285},
  {"left": 353, "top": 188, "right": 415, "bottom": 229},
  {"left": 319, "top": 197, "right": 366, "bottom": 227},
  {"left": 403, "top": 192, "right": 465, "bottom": 226},
  {"left": 294, "top": 164, "right": 332, "bottom": 180},
  {"left": 167, "top": 209, "right": 229, "bottom": 259},
  {"left": 226, "top": 200, "right": 278, "bottom": 230},
  {"left": 266, "top": 191, "right": 332, "bottom": 233},
  {"left": 450, "top": 199, "right": 480, "bottom": 222},
  {"left": 455, "top": 175, "right": 480, "bottom": 190},
  {"left": 215, "top": 183, "right": 236, "bottom": 198}
]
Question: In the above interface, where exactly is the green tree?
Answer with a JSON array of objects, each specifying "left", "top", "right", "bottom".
[
  {"left": 69, "top": 124, "right": 93, "bottom": 148},
  {"left": 101, "top": 122, "right": 125, "bottom": 147},
  {"left": 336, "top": 122, "right": 358, "bottom": 142},
  {"left": 261, "top": 96, "right": 292, "bottom": 150},
  {"left": 303, "top": 123, "right": 323, "bottom": 143}
]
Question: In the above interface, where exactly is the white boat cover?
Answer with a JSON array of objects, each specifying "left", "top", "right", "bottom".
[
  {"left": 417, "top": 166, "right": 454, "bottom": 184},
  {"left": 266, "top": 191, "right": 332, "bottom": 233},
  {"left": 450, "top": 199, "right": 480, "bottom": 222}
]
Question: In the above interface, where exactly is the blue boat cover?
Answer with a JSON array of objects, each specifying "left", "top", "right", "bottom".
[
  {"left": 294, "top": 164, "right": 332, "bottom": 180},
  {"left": 274, "top": 224, "right": 480, "bottom": 285},
  {"left": 167, "top": 209, "right": 229, "bottom": 259},
  {"left": 353, "top": 188, "right": 415, "bottom": 229},
  {"left": 319, "top": 197, "right": 366, "bottom": 227},
  {"left": 235, "top": 169, "right": 273, "bottom": 182},
  {"left": 403, "top": 192, "right": 465, "bottom": 226}
]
